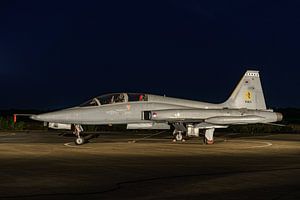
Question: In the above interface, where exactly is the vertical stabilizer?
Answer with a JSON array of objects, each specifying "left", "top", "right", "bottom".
[{"left": 224, "top": 70, "right": 267, "bottom": 110}]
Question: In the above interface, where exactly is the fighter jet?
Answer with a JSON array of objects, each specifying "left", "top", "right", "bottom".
[{"left": 31, "top": 70, "right": 283, "bottom": 145}]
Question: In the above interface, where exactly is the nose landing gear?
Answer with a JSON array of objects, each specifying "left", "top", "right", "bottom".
[{"left": 73, "top": 124, "right": 86, "bottom": 145}]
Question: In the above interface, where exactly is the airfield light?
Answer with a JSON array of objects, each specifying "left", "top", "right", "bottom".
[{"left": 13, "top": 114, "right": 17, "bottom": 123}]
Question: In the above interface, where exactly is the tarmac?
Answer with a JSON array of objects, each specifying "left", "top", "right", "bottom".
[{"left": 0, "top": 131, "right": 300, "bottom": 200}]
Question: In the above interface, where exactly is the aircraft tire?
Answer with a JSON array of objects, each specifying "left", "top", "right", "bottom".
[
  {"left": 175, "top": 132, "right": 183, "bottom": 141},
  {"left": 203, "top": 137, "right": 214, "bottom": 145},
  {"left": 75, "top": 137, "right": 86, "bottom": 145}
]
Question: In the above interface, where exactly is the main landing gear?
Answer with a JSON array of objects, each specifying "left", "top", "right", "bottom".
[
  {"left": 173, "top": 130, "right": 186, "bottom": 142},
  {"left": 172, "top": 127, "right": 215, "bottom": 144},
  {"left": 73, "top": 124, "right": 86, "bottom": 145},
  {"left": 203, "top": 128, "right": 215, "bottom": 145}
]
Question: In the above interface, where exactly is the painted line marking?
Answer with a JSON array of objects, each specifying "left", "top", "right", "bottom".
[
  {"left": 64, "top": 142, "right": 92, "bottom": 149},
  {"left": 231, "top": 140, "right": 273, "bottom": 148}
]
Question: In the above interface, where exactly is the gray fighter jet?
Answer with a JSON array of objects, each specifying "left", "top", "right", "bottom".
[{"left": 31, "top": 70, "right": 283, "bottom": 145}]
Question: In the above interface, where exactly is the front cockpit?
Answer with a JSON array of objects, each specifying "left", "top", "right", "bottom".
[{"left": 80, "top": 93, "right": 148, "bottom": 107}]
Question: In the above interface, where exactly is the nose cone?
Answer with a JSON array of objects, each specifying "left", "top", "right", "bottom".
[
  {"left": 276, "top": 112, "right": 283, "bottom": 122},
  {"left": 30, "top": 114, "right": 47, "bottom": 122},
  {"left": 30, "top": 112, "right": 59, "bottom": 122},
  {"left": 30, "top": 108, "right": 79, "bottom": 123},
  {"left": 30, "top": 115, "right": 40, "bottom": 121},
  {"left": 29, "top": 115, "right": 37, "bottom": 120}
]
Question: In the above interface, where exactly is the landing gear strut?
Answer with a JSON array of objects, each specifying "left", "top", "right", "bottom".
[{"left": 73, "top": 124, "right": 85, "bottom": 145}]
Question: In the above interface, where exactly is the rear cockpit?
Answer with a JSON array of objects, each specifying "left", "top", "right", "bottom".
[{"left": 80, "top": 93, "right": 148, "bottom": 107}]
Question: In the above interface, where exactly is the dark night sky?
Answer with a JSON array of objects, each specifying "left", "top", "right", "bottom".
[{"left": 0, "top": 0, "right": 300, "bottom": 109}]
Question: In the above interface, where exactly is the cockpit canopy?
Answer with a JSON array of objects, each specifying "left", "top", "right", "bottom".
[{"left": 80, "top": 93, "right": 148, "bottom": 107}]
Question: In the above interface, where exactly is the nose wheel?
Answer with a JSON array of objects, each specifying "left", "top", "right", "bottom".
[{"left": 75, "top": 137, "right": 86, "bottom": 145}]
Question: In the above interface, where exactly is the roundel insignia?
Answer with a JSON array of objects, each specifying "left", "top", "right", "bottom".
[{"left": 244, "top": 91, "right": 252, "bottom": 100}]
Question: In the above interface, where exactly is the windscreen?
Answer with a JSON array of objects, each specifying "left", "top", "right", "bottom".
[{"left": 80, "top": 93, "right": 148, "bottom": 107}]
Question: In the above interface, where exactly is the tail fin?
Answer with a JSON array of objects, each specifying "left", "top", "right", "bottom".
[{"left": 224, "top": 70, "right": 267, "bottom": 110}]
